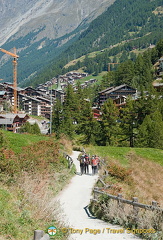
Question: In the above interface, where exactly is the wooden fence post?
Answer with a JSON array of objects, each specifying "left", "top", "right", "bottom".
[
  {"left": 34, "top": 230, "right": 44, "bottom": 240},
  {"left": 94, "top": 188, "right": 98, "bottom": 200},
  {"left": 117, "top": 194, "right": 123, "bottom": 209},
  {"left": 133, "top": 197, "right": 139, "bottom": 219},
  {"left": 152, "top": 201, "right": 158, "bottom": 208}
]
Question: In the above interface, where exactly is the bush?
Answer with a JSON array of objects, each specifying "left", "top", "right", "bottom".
[{"left": 106, "top": 162, "right": 133, "bottom": 184}]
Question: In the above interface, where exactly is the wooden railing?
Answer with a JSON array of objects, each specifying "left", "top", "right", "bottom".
[
  {"left": 62, "top": 152, "right": 73, "bottom": 168},
  {"left": 92, "top": 187, "right": 163, "bottom": 213}
]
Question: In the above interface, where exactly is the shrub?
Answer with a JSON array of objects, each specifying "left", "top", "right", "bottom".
[{"left": 106, "top": 162, "right": 133, "bottom": 184}]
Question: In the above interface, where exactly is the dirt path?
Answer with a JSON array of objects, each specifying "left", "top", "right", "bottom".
[{"left": 56, "top": 151, "right": 140, "bottom": 240}]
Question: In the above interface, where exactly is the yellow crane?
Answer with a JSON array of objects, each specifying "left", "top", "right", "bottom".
[{"left": 0, "top": 47, "right": 19, "bottom": 113}]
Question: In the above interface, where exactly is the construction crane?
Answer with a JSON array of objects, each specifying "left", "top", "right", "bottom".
[
  {"left": 0, "top": 47, "right": 19, "bottom": 113},
  {"left": 108, "top": 62, "right": 119, "bottom": 72}
]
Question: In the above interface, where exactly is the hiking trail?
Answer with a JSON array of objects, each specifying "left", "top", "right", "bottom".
[{"left": 56, "top": 151, "right": 140, "bottom": 240}]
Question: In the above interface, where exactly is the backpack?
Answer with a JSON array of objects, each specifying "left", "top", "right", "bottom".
[
  {"left": 92, "top": 158, "right": 97, "bottom": 166},
  {"left": 85, "top": 156, "right": 89, "bottom": 164},
  {"left": 80, "top": 155, "right": 85, "bottom": 164}
]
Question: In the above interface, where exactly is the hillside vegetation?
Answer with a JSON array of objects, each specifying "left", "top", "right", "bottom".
[
  {"left": 0, "top": 131, "right": 73, "bottom": 240},
  {"left": 86, "top": 145, "right": 163, "bottom": 240},
  {"left": 30, "top": 0, "right": 163, "bottom": 87}
]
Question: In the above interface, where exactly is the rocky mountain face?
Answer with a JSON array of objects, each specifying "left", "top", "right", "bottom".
[{"left": 0, "top": 0, "right": 115, "bottom": 83}]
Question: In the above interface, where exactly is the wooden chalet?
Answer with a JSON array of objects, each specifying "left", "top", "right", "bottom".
[
  {"left": 98, "top": 84, "right": 137, "bottom": 106},
  {"left": 0, "top": 113, "right": 29, "bottom": 132}
]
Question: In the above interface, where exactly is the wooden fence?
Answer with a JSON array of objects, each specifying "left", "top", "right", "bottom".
[
  {"left": 62, "top": 152, "right": 73, "bottom": 168},
  {"left": 93, "top": 187, "right": 163, "bottom": 213},
  {"left": 95, "top": 157, "right": 163, "bottom": 213}
]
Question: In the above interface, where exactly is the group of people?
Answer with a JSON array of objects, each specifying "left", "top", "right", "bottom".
[{"left": 79, "top": 153, "right": 100, "bottom": 175}]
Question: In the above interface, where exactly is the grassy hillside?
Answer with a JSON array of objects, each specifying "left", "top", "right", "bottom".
[
  {"left": 0, "top": 131, "right": 73, "bottom": 240},
  {"left": 86, "top": 145, "right": 163, "bottom": 239},
  {"left": 2, "top": 130, "right": 48, "bottom": 153},
  {"left": 86, "top": 145, "right": 163, "bottom": 204}
]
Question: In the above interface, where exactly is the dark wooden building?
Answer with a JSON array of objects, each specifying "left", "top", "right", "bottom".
[{"left": 98, "top": 84, "right": 137, "bottom": 106}]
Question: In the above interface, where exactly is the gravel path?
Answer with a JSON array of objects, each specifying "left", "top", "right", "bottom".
[{"left": 56, "top": 151, "right": 140, "bottom": 240}]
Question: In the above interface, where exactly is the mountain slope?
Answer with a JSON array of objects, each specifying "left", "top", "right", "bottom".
[
  {"left": 0, "top": 0, "right": 115, "bottom": 84},
  {"left": 30, "top": 0, "right": 163, "bottom": 87}
]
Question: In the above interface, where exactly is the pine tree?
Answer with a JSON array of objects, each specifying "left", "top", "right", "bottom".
[
  {"left": 136, "top": 110, "right": 163, "bottom": 149},
  {"left": 52, "top": 99, "right": 63, "bottom": 138},
  {"left": 78, "top": 101, "right": 100, "bottom": 144},
  {"left": 101, "top": 98, "right": 119, "bottom": 146},
  {"left": 115, "top": 60, "right": 134, "bottom": 86},
  {"left": 62, "top": 106, "right": 74, "bottom": 139},
  {"left": 120, "top": 98, "right": 137, "bottom": 147}
]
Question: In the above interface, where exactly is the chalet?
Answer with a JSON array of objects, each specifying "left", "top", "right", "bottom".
[
  {"left": 0, "top": 113, "right": 29, "bottom": 132},
  {"left": 0, "top": 91, "right": 8, "bottom": 104},
  {"left": 153, "top": 82, "right": 163, "bottom": 92},
  {"left": 98, "top": 84, "right": 137, "bottom": 106}
]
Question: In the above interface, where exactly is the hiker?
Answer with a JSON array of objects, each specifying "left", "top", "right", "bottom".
[
  {"left": 95, "top": 155, "right": 100, "bottom": 172},
  {"left": 91, "top": 155, "right": 98, "bottom": 175},
  {"left": 79, "top": 154, "right": 85, "bottom": 175},
  {"left": 84, "top": 154, "right": 90, "bottom": 174}
]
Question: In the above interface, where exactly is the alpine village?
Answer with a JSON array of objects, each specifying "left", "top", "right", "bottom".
[{"left": 0, "top": 0, "right": 163, "bottom": 240}]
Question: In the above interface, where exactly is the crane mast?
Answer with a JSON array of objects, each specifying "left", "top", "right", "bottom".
[{"left": 0, "top": 47, "right": 19, "bottom": 113}]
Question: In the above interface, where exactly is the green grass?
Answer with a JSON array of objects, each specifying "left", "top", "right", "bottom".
[
  {"left": 29, "top": 115, "right": 48, "bottom": 121},
  {"left": 86, "top": 146, "right": 163, "bottom": 166},
  {"left": 2, "top": 130, "right": 49, "bottom": 154},
  {"left": 77, "top": 71, "right": 107, "bottom": 84},
  {"left": 86, "top": 146, "right": 131, "bottom": 166},
  {"left": 134, "top": 148, "right": 163, "bottom": 166}
]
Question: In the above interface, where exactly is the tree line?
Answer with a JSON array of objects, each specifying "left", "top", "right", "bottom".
[
  {"left": 51, "top": 40, "right": 163, "bottom": 149},
  {"left": 51, "top": 85, "right": 163, "bottom": 149}
]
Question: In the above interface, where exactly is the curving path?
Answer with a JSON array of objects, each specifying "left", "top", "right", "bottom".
[{"left": 56, "top": 151, "right": 140, "bottom": 240}]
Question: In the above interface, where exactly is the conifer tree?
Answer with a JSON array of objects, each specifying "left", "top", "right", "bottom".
[
  {"left": 101, "top": 98, "right": 119, "bottom": 146},
  {"left": 62, "top": 106, "right": 74, "bottom": 139},
  {"left": 52, "top": 99, "right": 63, "bottom": 138},
  {"left": 120, "top": 98, "right": 137, "bottom": 147},
  {"left": 136, "top": 110, "right": 163, "bottom": 149},
  {"left": 78, "top": 101, "right": 100, "bottom": 144}
]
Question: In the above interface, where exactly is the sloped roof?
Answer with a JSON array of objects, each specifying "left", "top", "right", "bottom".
[
  {"left": 99, "top": 84, "right": 136, "bottom": 95},
  {"left": 0, "top": 113, "right": 29, "bottom": 119},
  {"left": 0, "top": 118, "right": 14, "bottom": 125},
  {"left": 7, "top": 85, "right": 24, "bottom": 91},
  {"left": 98, "top": 87, "right": 113, "bottom": 94}
]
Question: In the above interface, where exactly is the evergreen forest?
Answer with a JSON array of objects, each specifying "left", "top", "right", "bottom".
[{"left": 52, "top": 40, "right": 163, "bottom": 149}]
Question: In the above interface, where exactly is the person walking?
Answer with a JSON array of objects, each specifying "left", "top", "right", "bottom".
[
  {"left": 79, "top": 154, "right": 85, "bottom": 175},
  {"left": 91, "top": 155, "right": 98, "bottom": 175},
  {"left": 84, "top": 154, "right": 90, "bottom": 174}
]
